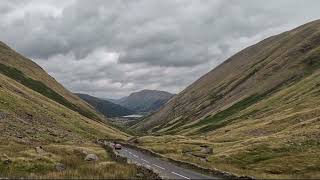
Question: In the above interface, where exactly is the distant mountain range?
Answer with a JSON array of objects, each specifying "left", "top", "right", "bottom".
[
  {"left": 76, "top": 93, "right": 135, "bottom": 118},
  {"left": 75, "top": 90, "right": 174, "bottom": 118},
  {"left": 109, "top": 90, "right": 175, "bottom": 113}
]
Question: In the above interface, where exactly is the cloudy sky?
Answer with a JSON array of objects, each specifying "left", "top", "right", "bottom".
[{"left": 1, "top": 0, "right": 320, "bottom": 98}]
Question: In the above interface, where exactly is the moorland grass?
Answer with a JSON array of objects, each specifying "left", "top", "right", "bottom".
[
  {"left": 0, "top": 142, "right": 138, "bottom": 179},
  {"left": 0, "top": 63, "right": 98, "bottom": 120}
]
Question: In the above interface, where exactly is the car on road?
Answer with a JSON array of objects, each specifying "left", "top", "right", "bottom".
[{"left": 114, "top": 144, "right": 122, "bottom": 150}]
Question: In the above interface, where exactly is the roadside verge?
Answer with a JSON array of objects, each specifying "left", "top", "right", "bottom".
[
  {"left": 121, "top": 140, "right": 255, "bottom": 180},
  {"left": 96, "top": 139, "right": 162, "bottom": 179}
]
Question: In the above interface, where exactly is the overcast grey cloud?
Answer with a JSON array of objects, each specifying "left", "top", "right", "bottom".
[{"left": 0, "top": 0, "right": 320, "bottom": 98}]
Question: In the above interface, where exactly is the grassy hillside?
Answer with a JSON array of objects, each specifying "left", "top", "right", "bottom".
[
  {"left": 0, "top": 42, "right": 103, "bottom": 120},
  {"left": 0, "top": 63, "right": 99, "bottom": 120},
  {"left": 132, "top": 19, "right": 320, "bottom": 134},
  {"left": 131, "top": 20, "right": 320, "bottom": 179},
  {"left": 0, "top": 42, "right": 139, "bottom": 178}
]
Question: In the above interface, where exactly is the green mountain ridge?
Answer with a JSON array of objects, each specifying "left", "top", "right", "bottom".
[{"left": 131, "top": 19, "right": 320, "bottom": 179}]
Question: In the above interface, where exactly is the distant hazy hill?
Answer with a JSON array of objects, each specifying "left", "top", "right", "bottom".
[
  {"left": 111, "top": 90, "right": 175, "bottom": 113},
  {"left": 76, "top": 93, "right": 135, "bottom": 118}
]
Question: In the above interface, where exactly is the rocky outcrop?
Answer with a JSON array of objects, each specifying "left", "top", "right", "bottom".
[
  {"left": 200, "top": 145, "right": 213, "bottom": 154},
  {"left": 84, "top": 154, "right": 99, "bottom": 161}
]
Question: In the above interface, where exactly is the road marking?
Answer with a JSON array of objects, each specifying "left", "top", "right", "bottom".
[
  {"left": 141, "top": 159, "right": 149, "bottom": 163},
  {"left": 153, "top": 164, "right": 165, "bottom": 170},
  {"left": 133, "top": 154, "right": 138, "bottom": 158},
  {"left": 171, "top": 172, "right": 190, "bottom": 179},
  {"left": 128, "top": 152, "right": 138, "bottom": 158}
]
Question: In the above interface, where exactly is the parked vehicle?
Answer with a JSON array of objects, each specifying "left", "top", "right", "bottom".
[{"left": 114, "top": 144, "right": 122, "bottom": 150}]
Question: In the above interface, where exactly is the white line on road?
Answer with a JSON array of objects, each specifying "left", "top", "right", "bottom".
[
  {"left": 141, "top": 159, "right": 149, "bottom": 163},
  {"left": 171, "top": 172, "right": 190, "bottom": 179},
  {"left": 153, "top": 164, "right": 165, "bottom": 170},
  {"left": 133, "top": 154, "right": 138, "bottom": 158}
]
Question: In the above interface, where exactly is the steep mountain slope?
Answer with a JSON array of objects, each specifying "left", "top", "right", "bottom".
[
  {"left": 76, "top": 93, "right": 135, "bottom": 118},
  {"left": 0, "top": 42, "right": 138, "bottom": 178},
  {"left": 133, "top": 19, "right": 320, "bottom": 134},
  {"left": 113, "top": 90, "right": 174, "bottom": 113},
  {"left": 0, "top": 42, "right": 103, "bottom": 121},
  {"left": 131, "top": 20, "right": 320, "bottom": 178}
]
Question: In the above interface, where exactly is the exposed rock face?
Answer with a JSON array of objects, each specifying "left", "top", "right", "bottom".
[{"left": 85, "top": 154, "right": 99, "bottom": 161}]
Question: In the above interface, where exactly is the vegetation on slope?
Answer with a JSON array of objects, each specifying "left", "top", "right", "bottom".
[
  {"left": 0, "top": 42, "right": 103, "bottom": 122},
  {"left": 0, "top": 142, "right": 138, "bottom": 179},
  {"left": 131, "top": 20, "right": 320, "bottom": 179},
  {"left": 0, "top": 42, "right": 137, "bottom": 178},
  {"left": 133, "top": 19, "right": 320, "bottom": 134},
  {"left": 0, "top": 63, "right": 99, "bottom": 120},
  {"left": 0, "top": 70, "right": 137, "bottom": 178}
]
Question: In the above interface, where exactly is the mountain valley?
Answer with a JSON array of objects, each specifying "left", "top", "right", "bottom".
[{"left": 0, "top": 7, "right": 320, "bottom": 179}]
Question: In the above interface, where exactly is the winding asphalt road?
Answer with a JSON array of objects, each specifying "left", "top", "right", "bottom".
[{"left": 116, "top": 146, "right": 219, "bottom": 179}]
